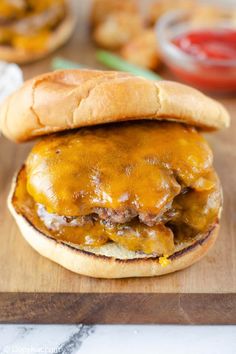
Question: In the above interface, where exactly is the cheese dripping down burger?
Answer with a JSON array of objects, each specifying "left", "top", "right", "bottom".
[
  {"left": 0, "top": 0, "right": 75, "bottom": 63},
  {"left": 0, "top": 70, "right": 230, "bottom": 278}
]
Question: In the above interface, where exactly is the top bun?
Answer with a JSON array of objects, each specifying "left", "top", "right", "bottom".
[{"left": 0, "top": 69, "right": 230, "bottom": 142}]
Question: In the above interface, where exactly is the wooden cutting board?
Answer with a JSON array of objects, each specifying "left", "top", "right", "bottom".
[{"left": 0, "top": 0, "right": 235, "bottom": 324}]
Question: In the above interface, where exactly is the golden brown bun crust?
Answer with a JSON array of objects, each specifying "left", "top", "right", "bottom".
[
  {"left": 8, "top": 175, "right": 219, "bottom": 278},
  {"left": 0, "top": 5, "right": 76, "bottom": 64},
  {"left": 0, "top": 69, "right": 230, "bottom": 142}
]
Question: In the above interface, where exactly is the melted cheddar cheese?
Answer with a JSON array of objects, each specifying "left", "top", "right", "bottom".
[
  {"left": 0, "top": 0, "right": 65, "bottom": 52},
  {"left": 26, "top": 122, "right": 213, "bottom": 216},
  {"left": 13, "top": 122, "right": 221, "bottom": 256}
]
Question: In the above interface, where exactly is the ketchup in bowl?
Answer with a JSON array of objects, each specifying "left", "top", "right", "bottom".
[
  {"left": 173, "top": 30, "right": 236, "bottom": 61},
  {"left": 157, "top": 10, "right": 236, "bottom": 93},
  {"left": 170, "top": 29, "right": 236, "bottom": 93}
]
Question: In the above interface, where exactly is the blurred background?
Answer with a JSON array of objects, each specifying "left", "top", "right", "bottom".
[{"left": 0, "top": 0, "right": 235, "bottom": 96}]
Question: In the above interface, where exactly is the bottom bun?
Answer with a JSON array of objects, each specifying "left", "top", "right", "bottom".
[
  {"left": 8, "top": 176, "right": 219, "bottom": 278},
  {"left": 0, "top": 9, "right": 76, "bottom": 64}
]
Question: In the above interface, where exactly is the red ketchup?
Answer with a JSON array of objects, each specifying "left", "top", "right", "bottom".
[{"left": 171, "top": 29, "right": 236, "bottom": 93}]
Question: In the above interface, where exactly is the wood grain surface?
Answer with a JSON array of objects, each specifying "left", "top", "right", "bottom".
[{"left": 0, "top": 0, "right": 235, "bottom": 324}]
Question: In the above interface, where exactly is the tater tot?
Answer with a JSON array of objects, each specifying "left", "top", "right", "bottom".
[
  {"left": 120, "top": 30, "right": 161, "bottom": 70},
  {"left": 90, "top": 0, "right": 138, "bottom": 27},
  {"left": 93, "top": 12, "right": 144, "bottom": 50}
]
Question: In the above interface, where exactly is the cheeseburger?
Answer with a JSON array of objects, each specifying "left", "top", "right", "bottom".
[
  {"left": 0, "top": 0, "right": 75, "bottom": 63},
  {"left": 0, "top": 70, "right": 230, "bottom": 278}
]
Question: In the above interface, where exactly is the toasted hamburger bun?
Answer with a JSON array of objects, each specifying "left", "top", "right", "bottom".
[
  {"left": 0, "top": 70, "right": 230, "bottom": 142},
  {"left": 0, "top": 3, "right": 76, "bottom": 64},
  {"left": 8, "top": 173, "right": 219, "bottom": 278}
]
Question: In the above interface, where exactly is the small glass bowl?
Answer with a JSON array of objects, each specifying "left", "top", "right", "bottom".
[{"left": 156, "top": 9, "right": 236, "bottom": 94}]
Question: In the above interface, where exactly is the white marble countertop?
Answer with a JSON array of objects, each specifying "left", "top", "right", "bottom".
[{"left": 0, "top": 325, "right": 235, "bottom": 354}]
